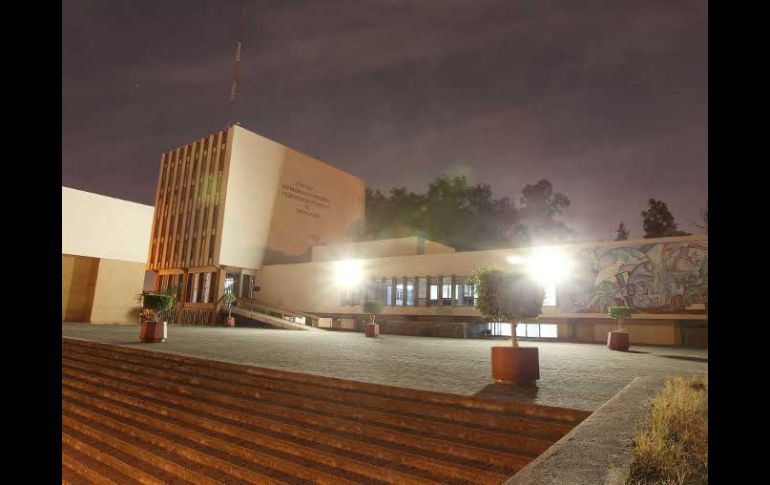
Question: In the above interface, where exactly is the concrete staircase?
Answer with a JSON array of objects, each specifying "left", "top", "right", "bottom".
[{"left": 62, "top": 338, "right": 591, "bottom": 484}]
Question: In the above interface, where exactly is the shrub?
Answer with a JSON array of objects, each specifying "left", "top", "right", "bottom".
[
  {"left": 609, "top": 306, "right": 632, "bottom": 331},
  {"left": 363, "top": 300, "right": 384, "bottom": 324},
  {"left": 626, "top": 376, "right": 708, "bottom": 485},
  {"left": 471, "top": 265, "right": 545, "bottom": 346},
  {"left": 139, "top": 291, "right": 176, "bottom": 323}
]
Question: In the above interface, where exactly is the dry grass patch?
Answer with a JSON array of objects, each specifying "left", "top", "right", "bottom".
[{"left": 626, "top": 376, "right": 707, "bottom": 485}]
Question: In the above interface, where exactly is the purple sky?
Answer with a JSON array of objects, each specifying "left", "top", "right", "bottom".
[{"left": 62, "top": 0, "right": 707, "bottom": 241}]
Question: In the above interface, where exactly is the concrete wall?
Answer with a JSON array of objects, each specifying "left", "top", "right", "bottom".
[
  {"left": 218, "top": 126, "right": 365, "bottom": 269},
  {"left": 264, "top": 137, "right": 365, "bottom": 264},
  {"left": 62, "top": 187, "right": 153, "bottom": 263},
  {"left": 90, "top": 259, "right": 147, "bottom": 324},
  {"left": 311, "top": 237, "right": 453, "bottom": 262},
  {"left": 62, "top": 254, "right": 99, "bottom": 322},
  {"left": 219, "top": 126, "right": 284, "bottom": 270},
  {"left": 63, "top": 255, "right": 146, "bottom": 324}
]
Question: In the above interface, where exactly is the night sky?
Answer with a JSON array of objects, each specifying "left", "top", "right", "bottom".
[{"left": 62, "top": 0, "right": 707, "bottom": 241}]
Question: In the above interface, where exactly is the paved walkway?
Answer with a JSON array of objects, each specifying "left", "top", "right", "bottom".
[{"left": 62, "top": 323, "right": 707, "bottom": 411}]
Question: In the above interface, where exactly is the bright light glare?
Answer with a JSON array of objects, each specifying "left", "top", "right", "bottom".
[
  {"left": 526, "top": 248, "right": 572, "bottom": 284},
  {"left": 334, "top": 260, "right": 363, "bottom": 287},
  {"left": 506, "top": 255, "right": 526, "bottom": 265}
]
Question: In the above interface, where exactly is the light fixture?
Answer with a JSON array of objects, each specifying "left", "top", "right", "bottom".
[
  {"left": 526, "top": 247, "right": 572, "bottom": 284},
  {"left": 334, "top": 260, "right": 363, "bottom": 287}
]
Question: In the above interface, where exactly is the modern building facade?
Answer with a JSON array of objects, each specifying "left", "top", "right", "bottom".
[
  {"left": 62, "top": 187, "right": 154, "bottom": 324},
  {"left": 253, "top": 235, "right": 708, "bottom": 346},
  {"left": 146, "top": 125, "right": 365, "bottom": 324}
]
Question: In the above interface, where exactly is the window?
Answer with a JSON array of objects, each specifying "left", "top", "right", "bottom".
[
  {"left": 429, "top": 277, "right": 439, "bottom": 301},
  {"left": 454, "top": 281, "right": 462, "bottom": 305},
  {"left": 385, "top": 279, "right": 393, "bottom": 306},
  {"left": 406, "top": 278, "right": 415, "bottom": 306},
  {"left": 442, "top": 277, "right": 452, "bottom": 305},
  {"left": 396, "top": 280, "right": 404, "bottom": 306},
  {"left": 241, "top": 274, "right": 253, "bottom": 299},
  {"left": 418, "top": 277, "right": 427, "bottom": 306},
  {"left": 225, "top": 271, "right": 240, "bottom": 297},
  {"left": 487, "top": 322, "right": 558, "bottom": 339},
  {"left": 543, "top": 282, "right": 557, "bottom": 307},
  {"left": 464, "top": 283, "right": 475, "bottom": 307}
]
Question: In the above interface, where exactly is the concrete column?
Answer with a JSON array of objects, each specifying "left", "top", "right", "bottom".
[{"left": 438, "top": 275, "right": 443, "bottom": 306}]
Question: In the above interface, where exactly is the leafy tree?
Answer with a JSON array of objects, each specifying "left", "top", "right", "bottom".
[
  {"left": 614, "top": 221, "right": 630, "bottom": 241},
  {"left": 364, "top": 176, "right": 519, "bottom": 251},
  {"left": 641, "top": 199, "right": 690, "bottom": 238},
  {"left": 471, "top": 266, "right": 545, "bottom": 347},
  {"left": 363, "top": 300, "right": 384, "bottom": 325},
  {"left": 514, "top": 179, "right": 574, "bottom": 245}
]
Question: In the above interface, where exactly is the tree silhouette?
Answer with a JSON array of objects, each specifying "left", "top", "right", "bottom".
[
  {"left": 614, "top": 221, "right": 630, "bottom": 241},
  {"left": 513, "top": 179, "right": 574, "bottom": 245},
  {"left": 641, "top": 199, "right": 690, "bottom": 238}
]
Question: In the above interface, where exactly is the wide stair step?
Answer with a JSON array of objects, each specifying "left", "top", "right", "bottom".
[{"left": 61, "top": 337, "right": 590, "bottom": 484}]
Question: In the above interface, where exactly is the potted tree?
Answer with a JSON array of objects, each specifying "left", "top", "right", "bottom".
[
  {"left": 607, "top": 306, "right": 632, "bottom": 351},
  {"left": 472, "top": 266, "right": 546, "bottom": 384},
  {"left": 363, "top": 300, "right": 384, "bottom": 337},
  {"left": 138, "top": 286, "right": 177, "bottom": 343},
  {"left": 223, "top": 291, "right": 237, "bottom": 327}
]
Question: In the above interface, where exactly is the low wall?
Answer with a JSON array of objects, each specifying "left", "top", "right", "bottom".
[{"left": 506, "top": 376, "right": 665, "bottom": 485}]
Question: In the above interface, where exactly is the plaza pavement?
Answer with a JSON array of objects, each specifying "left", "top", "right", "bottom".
[{"left": 62, "top": 322, "right": 707, "bottom": 411}]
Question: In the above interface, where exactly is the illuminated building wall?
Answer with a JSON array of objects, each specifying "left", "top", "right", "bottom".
[
  {"left": 146, "top": 125, "right": 365, "bottom": 322},
  {"left": 254, "top": 235, "right": 708, "bottom": 345},
  {"left": 62, "top": 187, "right": 154, "bottom": 324}
]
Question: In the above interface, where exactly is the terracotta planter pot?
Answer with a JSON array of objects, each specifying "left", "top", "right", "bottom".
[
  {"left": 365, "top": 323, "right": 380, "bottom": 338},
  {"left": 491, "top": 346, "right": 539, "bottom": 383},
  {"left": 607, "top": 331, "right": 630, "bottom": 351},
  {"left": 140, "top": 321, "right": 167, "bottom": 343},
  {"left": 224, "top": 316, "right": 235, "bottom": 327}
]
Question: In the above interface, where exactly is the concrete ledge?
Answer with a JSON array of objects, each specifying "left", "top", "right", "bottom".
[{"left": 505, "top": 376, "right": 666, "bottom": 485}]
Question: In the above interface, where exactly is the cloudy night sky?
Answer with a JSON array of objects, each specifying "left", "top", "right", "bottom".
[{"left": 62, "top": 0, "right": 707, "bottom": 241}]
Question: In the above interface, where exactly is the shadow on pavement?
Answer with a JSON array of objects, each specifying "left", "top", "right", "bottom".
[{"left": 659, "top": 354, "right": 708, "bottom": 363}]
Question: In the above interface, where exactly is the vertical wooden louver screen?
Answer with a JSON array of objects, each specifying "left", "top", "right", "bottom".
[{"left": 147, "top": 129, "right": 229, "bottom": 271}]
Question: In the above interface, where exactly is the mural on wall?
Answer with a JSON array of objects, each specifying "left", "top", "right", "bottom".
[{"left": 558, "top": 240, "right": 708, "bottom": 314}]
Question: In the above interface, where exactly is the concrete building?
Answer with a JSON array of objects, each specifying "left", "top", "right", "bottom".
[
  {"left": 68, "top": 125, "right": 706, "bottom": 346},
  {"left": 61, "top": 187, "right": 154, "bottom": 324},
  {"left": 146, "top": 125, "right": 365, "bottom": 324}
]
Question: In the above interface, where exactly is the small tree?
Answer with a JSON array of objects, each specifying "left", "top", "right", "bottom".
[
  {"left": 138, "top": 285, "right": 180, "bottom": 323},
  {"left": 363, "top": 300, "right": 384, "bottom": 325},
  {"left": 608, "top": 306, "right": 632, "bottom": 332},
  {"left": 471, "top": 266, "right": 545, "bottom": 347},
  {"left": 223, "top": 291, "right": 237, "bottom": 318},
  {"left": 615, "top": 221, "right": 630, "bottom": 241}
]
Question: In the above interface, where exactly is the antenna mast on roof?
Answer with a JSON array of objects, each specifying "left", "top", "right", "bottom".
[{"left": 228, "top": 2, "right": 246, "bottom": 127}]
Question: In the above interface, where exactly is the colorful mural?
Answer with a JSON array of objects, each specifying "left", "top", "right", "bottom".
[{"left": 558, "top": 240, "right": 708, "bottom": 314}]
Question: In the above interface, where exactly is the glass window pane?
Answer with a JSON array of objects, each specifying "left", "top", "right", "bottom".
[
  {"left": 540, "top": 324, "right": 558, "bottom": 338},
  {"left": 396, "top": 282, "right": 404, "bottom": 306},
  {"left": 385, "top": 280, "right": 393, "bottom": 305},
  {"left": 442, "top": 277, "right": 452, "bottom": 298},
  {"left": 526, "top": 323, "right": 540, "bottom": 337},
  {"left": 430, "top": 284, "right": 438, "bottom": 300},
  {"left": 418, "top": 277, "right": 427, "bottom": 298},
  {"left": 406, "top": 278, "right": 415, "bottom": 305},
  {"left": 515, "top": 323, "right": 526, "bottom": 337}
]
